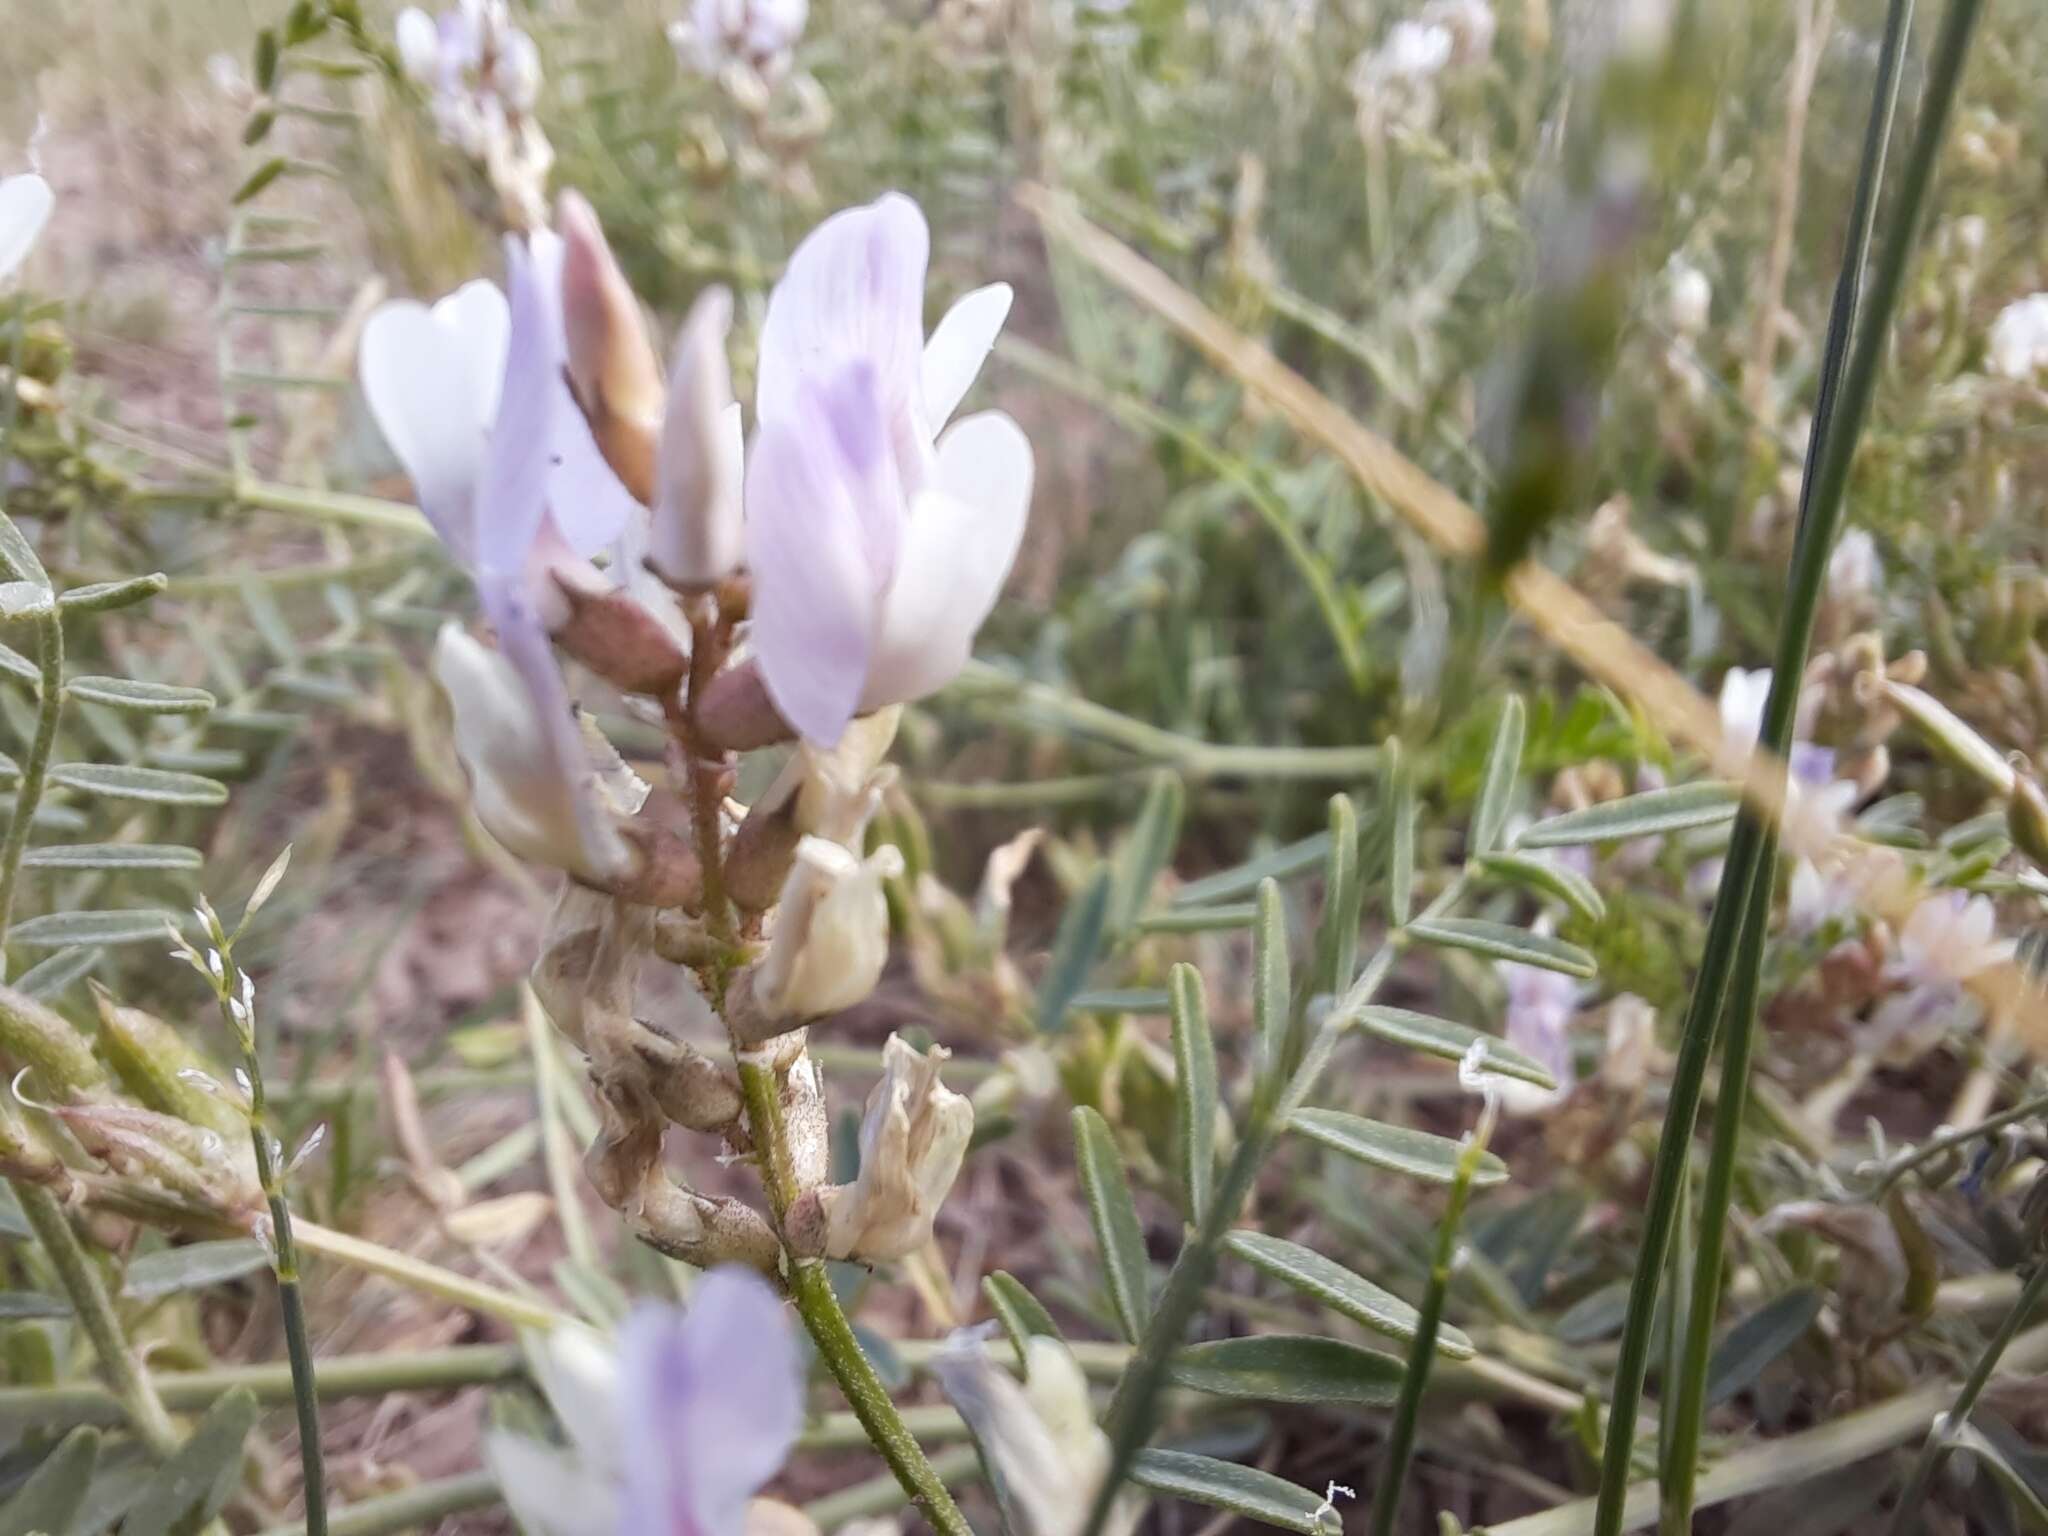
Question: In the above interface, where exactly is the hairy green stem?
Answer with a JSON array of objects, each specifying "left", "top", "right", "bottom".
[
  {"left": 1887, "top": 1258, "right": 2048, "bottom": 1535},
  {"left": 0, "top": 608, "right": 62, "bottom": 965},
  {"left": 1368, "top": 1114, "right": 1495, "bottom": 1536},
  {"left": 11, "top": 1178, "right": 181, "bottom": 1455}
]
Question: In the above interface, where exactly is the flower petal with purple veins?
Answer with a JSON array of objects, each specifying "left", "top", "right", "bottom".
[
  {"left": 755, "top": 193, "right": 929, "bottom": 433},
  {"left": 617, "top": 1270, "right": 801, "bottom": 1536},
  {"left": 743, "top": 411, "right": 881, "bottom": 746},
  {"left": 474, "top": 238, "right": 560, "bottom": 593}
]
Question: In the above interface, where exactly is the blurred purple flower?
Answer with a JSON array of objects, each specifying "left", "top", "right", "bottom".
[
  {"left": 489, "top": 1268, "right": 804, "bottom": 1536},
  {"left": 361, "top": 240, "right": 638, "bottom": 879},
  {"left": 744, "top": 192, "right": 1033, "bottom": 747},
  {"left": 671, "top": 0, "right": 810, "bottom": 80},
  {"left": 1496, "top": 936, "right": 1577, "bottom": 1114}
]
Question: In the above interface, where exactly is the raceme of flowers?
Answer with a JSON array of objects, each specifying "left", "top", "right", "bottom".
[{"left": 357, "top": 187, "right": 1027, "bottom": 1272}]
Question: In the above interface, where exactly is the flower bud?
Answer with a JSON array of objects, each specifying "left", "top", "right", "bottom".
[
  {"left": 787, "top": 1034, "right": 971, "bottom": 1262},
  {"left": 433, "top": 622, "right": 635, "bottom": 884},
  {"left": 649, "top": 288, "right": 744, "bottom": 589},
  {"left": 545, "top": 562, "right": 690, "bottom": 697},
  {"left": 751, "top": 837, "right": 903, "bottom": 1025},
  {"left": 558, "top": 190, "right": 663, "bottom": 503},
  {"left": 1882, "top": 680, "right": 2016, "bottom": 798},
  {"left": 697, "top": 658, "right": 798, "bottom": 752},
  {"left": 0, "top": 985, "right": 107, "bottom": 1097}
]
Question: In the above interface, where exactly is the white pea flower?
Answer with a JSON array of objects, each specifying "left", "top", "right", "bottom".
[
  {"left": 931, "top": 1332, "right": 1140, "bottom": 1536},
  {"left": 1868, "top": 891, "right": 2014, "bottom": 1050},
  {"left": 671, "top": 0, "right": 810, "bottom": 81},
  {"left": 740, "top": 192, "right": 1030, "bottom": 747},
  {"left": 798, "top": 1034, "right": 972, "bottom": 1262},
  {"left": 0, "top": 173, "right": 53, "bottom": 285},
  {"left": 1987, "top": 293, "right": 2048, "bottom": 382},
  {"left": 396, "top": 2, "right": 544, "bottom": 162},
  {"left": 754, "top": 835, "right": 904, "bottom": 1021},
  {"left": 1663, "top": 258, "right": 1711, "bottom": 337},
  {"left": 1826, "top": 528, "right": 1881, "bottom": 604}
]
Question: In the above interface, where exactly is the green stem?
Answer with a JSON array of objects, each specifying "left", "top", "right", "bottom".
[
  {"left": 10, "top": 1178, "right": 181, "bottom": 1455},
  {"left": 233, "top": 1000, "right": 326, "bottom": 1536},
  {"left": 733, "top": 1060, "right": 975, "bottom": 1536},
  {"left": 1368, "top": 1117, "right": 1494, "bottom": 1536},
  {"left": 255, "top": 1470, "right": 498, "bottom": 1536},
  {"left": 1660, "top": 836, "right": 1775, "bottom": 1527},
  {"left": 0, "top": 1345, "right": 525, "bottom": 1426},
  {"left": 1864, "top": 1088, "right": 2048, "bottom": 1198},
  {"left": 805, "top": 1446, "right": 987, "bottom": 1531},
  {"left": 0, "top": 608, "right": 62, "bottom": 965},
  {"left": 1887, "top": 1259, "right": 2048, "bottom": 1535},
  {"left": 1597, "top": 0, "right": 1975, "bottom": 1524}
]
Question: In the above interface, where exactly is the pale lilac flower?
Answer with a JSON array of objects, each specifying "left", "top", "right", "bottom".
[
  {"left": 397, "top": 1, "right": 542, "bottom": 159},
  {"left": 1496, "top": 935, "right": 1577, "bottom": 1114},
  {"left": 1349, "top": 21, "right": 1454, "bottom": 132},
  {"left": 1868, "top": 891, "right": 2013, "bottom": 1047},
  {"left": 362, "top": 242, "right": 635, "bottom": 879},
  {"left": 487, "top": 1268, "right": 804, "bottom": 1536},
  {"left": 670, "top": 0, "right": 810, "bottom": 81},
  {"left": 1987, "top": 293, "right": 2048, "bottom": 382},
  {"left": 744, "top": 193, "right": 1031, "bottom": 747},
  {"left": 1826, "top": 528, "right": 1881, "bottom": 604},
  {"left": 931, "top": 1331, "right": 1139, "bottom": 1536},
  {"left": 0, "top": 173, "right": 53, "bottom": 284}
]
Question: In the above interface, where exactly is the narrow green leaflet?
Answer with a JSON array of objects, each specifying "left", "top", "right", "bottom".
[
  {"left": 1472, "top": 695, "right": 1526, "bottom": 854},
  {"left": 1352, "top": 1005, "right": 1558, "bottom": 1089},
  {"left": 0, "top": 509, "right": 49, "bottom": 588},
  {"left": 57, "top": 574, "right": 168, "bottom": 615},
  {"left": 1169, "top": 963, "right": 1218, "bottom": 1220},
  {"left": 15, "top": 946, "right": 102, "bottom": 999},
  {"left": 62, "top": 677, "right": 216, "bottom": 716},
  {"left": 25, "top": 843, "right": 205, "bottom": 872},
  {"left": 1166, "top": 1335, "right": 1406, "bottom": 1406},
  {"left": 983, "top": 1271, "right": 1063, "bottom": 1368},
  {"left": 1474, "top": 851, "right": 1606, "bottom": 923},
  {"left": 1072, "top": 1106, "right": 1152, "bottom": 1341},
  {"left": 0, "top": 1291, "right": 71, "bottom": 1319},
  {"left": 120, "top": 1388, "right": 259, "bottom": 1536},
  {"left": 1130, "top": 1449, "right": 1340, "bottom": 1536},
  {"left": 1138, "top": 903, "right": 1258, "bottom": 934},
  {"left": 1171, "top": 831, "right": 1332, "bottom": 908},
  {"left": 1110, "top": 771, "right": 1184, "bottom": 930},
  {"left": 1037, "top": 868, "right": 1112, "bottom": 1034},
  {"left": 1226, "top": 1231, "right": 1473, "bottom": 1358},
  {"left": 1290, "top": 1108, "right": 1509, "bottom": 1187},
  {"left": 1515, "top": 782, "right": 1739, "bottom": 847},
  {"left": 0, "top": 641, "right": 40, "bottom": 688},
  {"left": 122, "top": 1239, "right": 271, "bottom": 1300},
  {"left": 1065, "top": 989, "right": 1172, "bottom": 1017},
  {"left": 12, "top": 910, "right": 184, "bottom": 948},
  {"left": 1388, "top": 746, "right": 1416, "bottom": 925},
  {"left": 47, "top": 763, "right": 230, "bottom": 806},
  {"left": 1703, "top": 1287, "right": 1823, "bottom": 1408},
  {"left": 1252, "top": 879, "right": 1290, "bottom": 1093},
  {"left": 0, "top": 1426, "right": 98, "bottom": 1536},
  {"left": 1309, "top": 795, "right": 1362, "bottom": 1001},
  {"left": 1405, "top": 918, "right": 1597, "bottom": 978}
]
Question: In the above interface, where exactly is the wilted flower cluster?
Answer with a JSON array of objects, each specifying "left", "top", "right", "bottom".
[{"left": 358, "top": 186, "right": 1030, "bottom": 1273}]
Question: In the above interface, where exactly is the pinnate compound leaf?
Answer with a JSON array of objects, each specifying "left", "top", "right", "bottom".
[{"left": 1072, "top": 1106, "right": 1151, "bottom": 1341}]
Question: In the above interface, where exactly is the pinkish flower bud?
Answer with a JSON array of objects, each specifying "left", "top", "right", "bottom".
[
  {"left": 558, "top": 190, "right": 664, "bottom": 503},
  {"left": 649, "top": 287, "right": 744, "bottom": 589}
]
